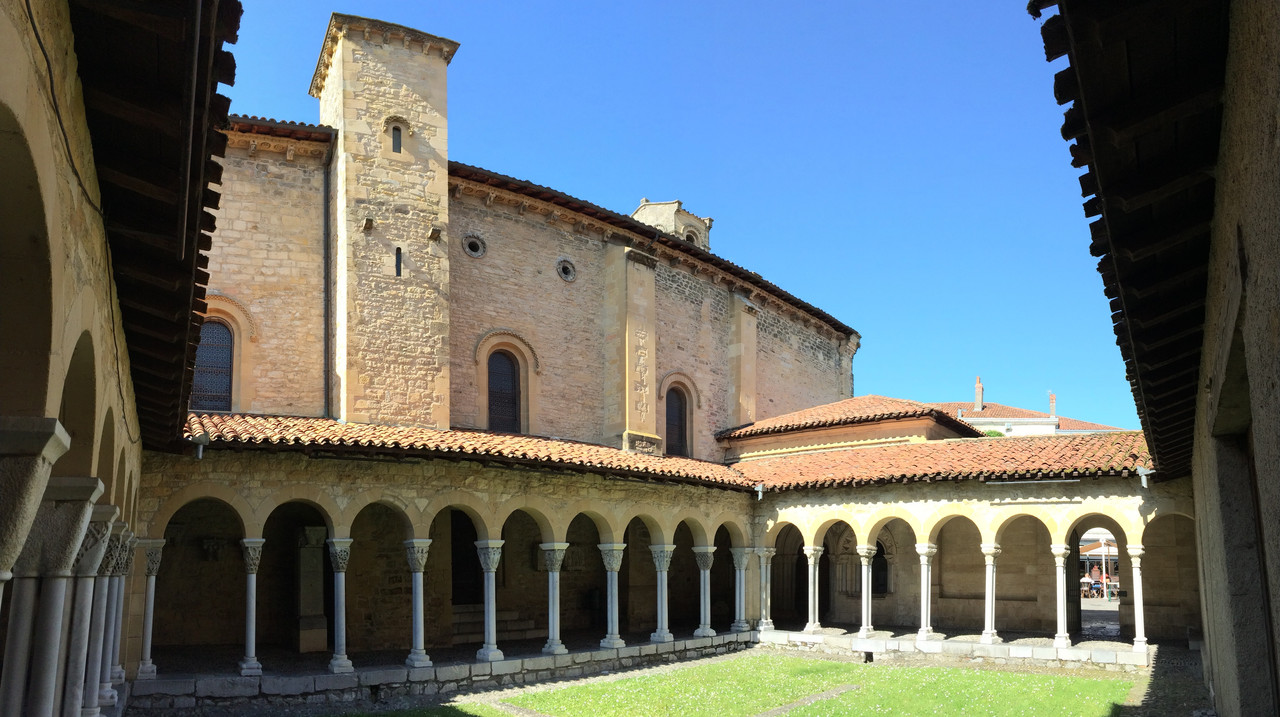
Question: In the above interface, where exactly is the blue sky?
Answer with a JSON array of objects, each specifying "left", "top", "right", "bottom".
[{"left": 224, "top": 1, "right": 1139, "bottom": 430}]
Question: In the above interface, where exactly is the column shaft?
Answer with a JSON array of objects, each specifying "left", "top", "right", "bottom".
[
  {"left": 0, "top": 578, "right": 37, "bottom": 715},
  {"left": 1051, "top": 544, "right": 1071, "bottom": 649},
  {"left": 916, "top": 543, "right": 936, "bottom": 641},
  {"left": 598, "top": 544, "right": 626, "bottom": 648},
  {"left": 327, "top": 538, "right": 354, "bottom": 673},
  {"left": 80, "top": 576, "right": 110, "bottom": 716},
  {"left": 650, "top": 544, "right": 674, "bottom": 643},
  {"left": 97, "top": 575, "right": 119, "bottom": 704},
  {"left": 1129, "top": 546, "right": 1148, "bottom": 653},
  {"left": 62, "top": 575, "right": 97, "bottom": 715},
  {"left": 404, "top": 538, "right": 432, "bottom": 668},
  {"left": 475, "top": 540, "right": 504, "bottom": 662},
  {"left": 239, "top": 538, "right": 264, "bottom": 676},
  {"left": 27, "top": 575, "right": 70, "bottom": 715},
  {"left": 758, "top": 548, "right": 775, "bottom": 630},
  {"left": 980, "top": 543, "right": 1001, "bottom": 644},
  {"left": 137, "top": 538, "right": 165, "bottom": 679},
  {"left": 109, "top": 571, "right": 126, "bottom": 683},
  {"left": 540, "top": 542, "right": 568, "bottom": 654},
  {"left": 857, "top": 546, "right": 875, "bottom": 638},
  {"left": 693, "top": 547, "right": 716, "bottom": 637}
]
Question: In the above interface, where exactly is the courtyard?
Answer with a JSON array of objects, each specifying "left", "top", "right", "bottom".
[{"left": 137, "top": 648, "right": 1209, "bottom": 717}]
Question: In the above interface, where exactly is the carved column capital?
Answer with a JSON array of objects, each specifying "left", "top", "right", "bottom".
[
  {"left": 598, "top": 543, "right": 626, "bottom": 572},
  {"left": 915, "top": 542, "right": 938, "bottom": 560},
  {"left": 327, "top": 538, "right": 353, "bottom": 573},
  {"left": 72, "top": 512, "right": 116, "bottom": 577},
  {"left": 980, "top": 543, "right": 1002, "bottom": 563},
  {"left": 540, "top": 542, "right": 569, "bottom": 572},
  {"left": 404, "top": 539, "right": 431, "bottom": 572},
  {"left": 475, "top": 539, "right": 503, "bottom": 573},
  {"left": 649, "top": 544, "right": 675, "bottom": 572},
  {"left": 1050, "top": 543, "right": 1071, "bottom": 565},
  {"left": 730, "top": 547, "right": 751, "bottom": 570},
  {"left": 693, "top": 546, "right": 716, "bottom": 571},
  {"left": 241, "top": 538, "right": 265, "bottom": 574},
  {"left": 756, "top": 547, "right": 776, "bottom": 561},
  {"left": 855, "top": 544, "right": 876, "bottom": 562},
  {"left": 119, "top": 534, "right": 138, "bottom": 576},
  {"left": 137, "top": 538, "right": 166, "bottom": 577},
  {"left": 1127, "top": 544, "right": 1144, "bottom": 566}
]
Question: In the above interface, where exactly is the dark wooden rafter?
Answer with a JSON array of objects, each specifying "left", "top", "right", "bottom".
[
  {"left": 70, "top": 0, "right": 242, "bottom": 451},
  {"left": 1044, "top": 0, "right": 1229, "bottom": 480}
]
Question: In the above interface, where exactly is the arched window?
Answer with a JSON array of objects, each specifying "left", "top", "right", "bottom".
[
  {"left": 487, "top": 350, "right": 521, "bottom": 433},
  {"left": 665, "top": 387, "right": 689, "bottom": 457},
  {"left": 191, "top": 320, "right": 233, "bottom": 412},
  {"left": 391, "top": 125, "right": 402, "bottom": 153}
]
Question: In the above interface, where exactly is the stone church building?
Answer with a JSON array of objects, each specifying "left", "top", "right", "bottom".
[{"left": 1, "top": 2, "right": 1273, "bottom": 716}]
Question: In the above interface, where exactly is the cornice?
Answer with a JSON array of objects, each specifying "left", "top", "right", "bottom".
[
  {"left": 221, "top": 129, "right": 329, "bottom": 161},
  {"left": 310, "top": 13, "right": 461, "bottom": 98}
]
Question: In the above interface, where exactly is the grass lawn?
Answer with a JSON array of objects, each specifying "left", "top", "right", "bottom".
[{"left": 368, "top": 652, "right": 1134, "bottom": 717}]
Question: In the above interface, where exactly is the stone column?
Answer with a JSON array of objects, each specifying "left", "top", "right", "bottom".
[
  {"left": 729, "top": 548, "right": 750, "bottom": 632},
  {"left": 0, "top": 575, "right": 37, "bottom": 715},
  {"left": 80, "top": 559, "right": 113, "bottom": 717},
  {"left": 757, "top": 548, "right": 775, "bottom": 630},
  {"left": 239, "top": 538, "right": 265, "bottom": 676},
  {"left": 693, "top": 546, "right": 717, "bottom": 637},
  {"left": 1129, "top": 545, "right": 1147, "bottom": 653},
  {"left": 404, "top": 539, "right": 432, "bottom": 668},
  {"left": 0, "top": 417, "right": 70, "bottom": 617},
  {"left": 96, "top": 530, "right": 124, "bottom": 706},
  {"left": 916, "top": 543, "right": 937, "bottom": 641},
  {"left": 108, "top": 532, "right": 135, "bottom": 685},
  {"left": 540, "top": 543, "right": 569, "bottom": 654},
  {"left": 598, "top": 543, "right": 627, "bottom": 648},
  {"left": 63, "top": 506, "right": 116, "bottom": 717},
  {"left": 649, "top": 544, "right": 674, "bottom": 642},
  {"left": 475, "top": 540, "right": 504, "bottom": 662},
  {"left": 980, "top": 543, "right": 1002, "bottom": 644},
  {"left": 327, "top": 538, "right": 354, "bottom": 673},
  {"left": 7, "top": 476, "right": 104, "bottom": 717},
  {"left": 856, "top": 545, "right": 876, "bottom": 638},
  {"left": 136, "top": 539, "right": 166, "bottom": 678},
  {"left": 801, "top": 546, "right": 823, "bottom": 633},
  {"left": 1051, "top": 543, "right": 1071, "bottom": 649}
]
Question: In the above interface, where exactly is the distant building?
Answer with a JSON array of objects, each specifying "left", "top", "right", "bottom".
[{"left": 929, "top": 377, "right": 1123, "bottom": 437}]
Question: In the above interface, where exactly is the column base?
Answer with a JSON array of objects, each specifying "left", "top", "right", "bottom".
[
  {"left": 238, "top": 657, "right": 262, "bottom": 677},
  {"left": 801, "top": 622, "right": 821, "bottom": 634},
  {"left": 730, "top": 620, "right": 750, "bottom": 632},
  {"left": 329, "top": 655, "right": 354, "bottom": 673},
  {"left": 542, "top": 641, "right": 568, "bottom": 655},
  {"left": 694, "top": 626, "right": 716, "bottom": 637},
  {"left": 1132, "top": 638, "right": 1148, "bottom": 653},
  {"left": 857, "top": 626, "right": 874, "bottom": 638},
  {"left": 405, "top": 651, "right": 432, "bottom": 668},
  {"left": 650, "top": 631, "right": 674, "bottom": 643},
  {"left": 599, "top": 636, "right": 626, "bottom": 649},
  {"left": 136, "top": 661, "right": 157, "bottom": 680},
  {"left": 915, "top": 628, "right": 936, "bottom": 642},
  {"left": 98, "top": 684, "right": 117, "bottom": 707},
  {"left": 1053, "top": 634, "right": 1071, "bottom": 649},
  {"left": 757, "top": 619, "right": 774, "bottom": 631},
  {"left": 476, "top": 645, "right": 504, "bottom": 662},
  {"left": 979, "top": 631, "right": 1001, "bottom": 645},
  {"left": 110, "top": 666, "right": 125, "bottom": 684},
  {"left": 81, "top": 707, "right": 102, "bottom": 717}
]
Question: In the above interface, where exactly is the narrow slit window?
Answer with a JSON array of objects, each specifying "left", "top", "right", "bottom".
[
  {"left": 665, "top": 387, "right": 689, "bottom": 457},
  {"left": 391, "top": 125, "right": 402, "bottom": 153},
  {"left": 395, "top": 247, "right": 402, "bottom": 276}
]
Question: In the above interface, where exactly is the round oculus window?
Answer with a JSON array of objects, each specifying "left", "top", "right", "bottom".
[
  {"left": 463, "top": 235, "right": 487, "bottom": 258},
  {"left": 557, "top": 259, "right": 577, "bottom": 282}
]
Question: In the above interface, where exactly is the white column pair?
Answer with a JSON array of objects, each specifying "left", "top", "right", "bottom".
[
  {"left": 692, "top": 546, "right": 716, "bottom": 637},
  {"left": 756, "top": 547, "right": 775, "bottom": 630}
]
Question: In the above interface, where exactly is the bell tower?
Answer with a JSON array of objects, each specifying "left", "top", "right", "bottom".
[{"left": 310, "top": 14, "right": 459, "bottom": 427}]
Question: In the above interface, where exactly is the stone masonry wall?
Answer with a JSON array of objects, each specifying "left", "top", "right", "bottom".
[
  {"left": 754, "top": 305, "right": 849, "bottom": 421},
  {"left": 205, "top": 144, "right": 327, "bottom": 415}
]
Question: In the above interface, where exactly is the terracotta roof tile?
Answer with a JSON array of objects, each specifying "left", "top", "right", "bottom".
[
  {"left": 185, "top": 413, "right": 748, "bottom": 489},
  {"left": 717, "top": 395, "right": 983, "bottom": 440},
  {"left": 735, "top": 432, "right": 1151, "bottom": 490},
  {"left": 928, "top": 401, "right": 1123, "bottom": 431}
]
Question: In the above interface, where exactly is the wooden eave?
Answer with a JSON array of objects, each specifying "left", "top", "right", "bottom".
[
  {"left": 70, "top": 0, "right": 243, "bottom": 451},
  {"left": 1037, "top": 0, "right": 1230, "bottom": 480}
]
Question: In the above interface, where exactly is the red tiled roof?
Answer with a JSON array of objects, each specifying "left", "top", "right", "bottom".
[
  {"left": 185, "top": 413, "right": 748, "bottom": 489},
  {"left": 225, "top": 115, "right": 335, "bottom": 141},
  {"left": 928, "top": 401, "right": 1123, "bottom": 431},
  {"left": 735, "top": 432, "right": 1151, "bottom": 490},
  {"left": 717, "top": 395, "right": 983, "bottom": 440}
]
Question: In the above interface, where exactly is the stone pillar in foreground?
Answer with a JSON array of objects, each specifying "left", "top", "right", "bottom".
[
  {"left": 693, "top": 546, "right": 716, "bottom": 637},
  {"left": 916, "top": 543, "right": 937, "bottom": 641},
  {"left": 802, "top": 546, "right": 823, "bottom": 633},
  {"left": 404, "top": 539, "right": 432, "bottom": 668},
  {"left": 540, "top": 542, "right": 568, "bottom": 654},
  {"left": 980, "top": 543, "right": 1002, "bottom": 645},
  {"left": 598, "top": 543, "right": 627, "bottom": 648},
  {"left": 0, "top": 417, "right": 70, "bottom": 617},
  {"left": 475, "top": 540, "right": 504, "bottom": 662},
  {"left": 857, "top": 545, "right": 876, "bottom": 638},
  {"left": 757, "top": 548, "right": 775, "bottom": 630},
  {"left": 239, "top": 538, "right": 265, "bottom": 676},
  {"left": 327, "top": 538, "right": 354, "bottom": 673},
  {"left": 108, "top": 532, "right": 135, "bottom": 685},
  {"left": 1051, "top": 543, "right": 1071, "bottom": 649},
  {"left": 1128, "top": 545, "right": 1147, "bottom": 653},
  {"left": 649, "top": 544, "right": 674, "bottom": 642},
  {"left": 63, "top": 505, "right": 116, "bottom": 716}
]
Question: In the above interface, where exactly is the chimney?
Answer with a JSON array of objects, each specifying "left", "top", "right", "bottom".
[
  {"left": 973, "top": 376, "right": 984, "bottom": 412},
  {"left": 1049, "top": 392, "right": 1057, "bottom": 417}
]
